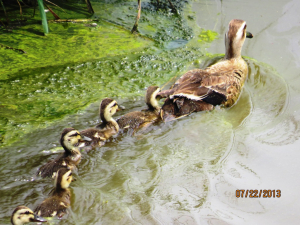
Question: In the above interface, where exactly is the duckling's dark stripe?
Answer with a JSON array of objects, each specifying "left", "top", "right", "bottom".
[{"left": 69, "top": 133, "right": 80, "bottom": 137}]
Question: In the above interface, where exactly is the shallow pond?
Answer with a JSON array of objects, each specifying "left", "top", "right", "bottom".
[{"left": 1, "top": 0, "right": 300, "bottom": 224}]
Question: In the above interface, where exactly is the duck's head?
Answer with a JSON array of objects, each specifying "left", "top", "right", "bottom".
[
  {"left": 99, "top": 98, "right": 120, "bottom": 123},
  {"left": 54, "top": 167, "right": 73, "bottom": 190},
  {"left": 60, "top": 128, "right": 91, "bottom": 153},
  {"left": 11, "top": 206, "right": 46, "bottom": 225},
  {"left": 225, "top": 19, "right": 253, "bottom": 59},
  {"left": 145, "top": 86, "right": 161, "bottom": 110}
]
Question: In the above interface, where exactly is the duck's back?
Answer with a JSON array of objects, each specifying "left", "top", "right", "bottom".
[
  {"left": 166, "top": 57, "right": 248, "bottom": 108},
  {"left": 205, "top": 58, "right": 248, "bottom": 107}
]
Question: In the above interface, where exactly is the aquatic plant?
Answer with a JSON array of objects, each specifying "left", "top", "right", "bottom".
[{"left": 37, "top": 0, "right": 48, "bottom": 34}]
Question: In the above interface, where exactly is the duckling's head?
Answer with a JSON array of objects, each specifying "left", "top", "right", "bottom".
[
  {"left": 11, "top": 206, "right": 46, "bottom": 225},
  {"left": 54, "top": 167, "right": 73, "bottom": 190},
  {"left": 60, "top": 128, "right": 88, "bottom": 153},
  {"left": 225, "top": 19, "right": 253, "bottom": 59},
  {"left": 145, "top": 86, "right": 161, "bottom": 110},
  {"left": 99, "top": 98, "right": 119, "bottom": 123}
]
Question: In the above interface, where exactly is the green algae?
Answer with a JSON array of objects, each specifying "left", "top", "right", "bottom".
[{"left": 198, "top": 29, "right": 218, "bottom": 43}]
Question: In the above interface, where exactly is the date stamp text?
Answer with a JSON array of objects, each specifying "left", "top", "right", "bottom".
[{"left": 236, "top": 189, "right": 281, "bottom": 198}]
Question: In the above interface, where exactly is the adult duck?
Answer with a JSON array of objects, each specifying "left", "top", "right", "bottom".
[{"left": 158, "top": 19, "right": 253, "bottom": 121}]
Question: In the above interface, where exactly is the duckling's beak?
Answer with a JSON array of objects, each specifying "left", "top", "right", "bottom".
[
  {"left": 80, "top": 135, "right": 92, "bottom": 142},
  {"left": 30, "top": 214, "right": 47, "bottom": 223},
  {"left": 117, "top": 105, "right": 125, "bottom": 111},
  {"left": 156, "top": 94, "right": 163, "bottom": 100},
  {"left": 246, "top": 31, "right": 253, "bottom": 38}
]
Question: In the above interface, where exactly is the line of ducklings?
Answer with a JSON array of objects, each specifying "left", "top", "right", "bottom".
[
  {"left": 11, "top": 86, "right": 162, "bottom": 225},
  {"left": 11, "top": 18, "right": 253, "bottom": 224}
]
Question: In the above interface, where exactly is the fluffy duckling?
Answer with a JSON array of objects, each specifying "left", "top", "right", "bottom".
[
  {"left": 35, "top": 167, "right": 73, "bottom": 218},
  {"left": 116, "top": 86, "right": 161, "bottom": 135},
  {"left": 37, "top": 128, "right": 91, "bottom": 178},
  {"left": 158, "top": 19, "right": 253, "bottom": 121},
  {"left": 11, "top": 206, "right": 46, "bottom": 225},
  {"left": 79, "top": 98, "right": 121, "bottom": 148}
]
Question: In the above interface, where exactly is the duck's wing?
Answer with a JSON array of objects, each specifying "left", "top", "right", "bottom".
[
  {"left": 159, "top": 69, "right": 228, "bottom": 105},
  {"left": 174, "top": 73, "right": 229, "bottom": 105},
  {"left": 157, "top": 69, "right": 204, "bottom": 98},
  {"left": 159, "top": 66, "right": 245, "bottom": 106}
]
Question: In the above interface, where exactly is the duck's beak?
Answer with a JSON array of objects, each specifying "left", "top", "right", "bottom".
[
  {"left": 81, "top": 135, "right": 92, "bottom": 142},
  {"left": 30, "top": 214, "right": 47, "bottom": 223},
  {"left": 246, "top": 31, "right": 253, "bottom": 38}
]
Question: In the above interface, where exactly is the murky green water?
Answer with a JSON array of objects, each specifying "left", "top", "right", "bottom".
[{"left": 1, "top": 0, "right": 299, "bottom": 224}]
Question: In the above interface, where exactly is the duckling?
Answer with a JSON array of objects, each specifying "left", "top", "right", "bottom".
[
  {"left": 35, "top": 167, "right": 73, "bottom": 218},
  {"left": 116, "top": 86, "right": 161, "bottom": 135},
  {"left": 11, "top": 206, "right": 46, "bottom": 225},
  {"left": 79, "top": 98, "right": 121, "bottom": 148},
  {"left": 158, "top": 19, "right": 253, "bottom": 121},
  {"left": 37, "top": 128, "right": 91, "bottom": 178}
]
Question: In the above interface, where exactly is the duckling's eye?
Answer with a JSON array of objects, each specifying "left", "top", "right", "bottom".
[
  {"left": 113, "top": 103, "right": 117, "bottom": 107},
  {"left": 69, "top": 133, "right": 80, "bottom": 137},
  {"left": 24, "top": 211, "right": 31, "bottom": 215}
]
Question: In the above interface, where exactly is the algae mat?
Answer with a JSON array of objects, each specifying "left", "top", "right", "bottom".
[{"left": 0, "top": 19, "right": 152, "bottom": 80}]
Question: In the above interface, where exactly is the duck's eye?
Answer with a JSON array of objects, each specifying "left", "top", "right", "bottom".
[
  {"left": 112, "top": 103, "right": 117, "bottom": 107},
  {"left": 24, "top": 211, "right": 31, "bottom": 215}
]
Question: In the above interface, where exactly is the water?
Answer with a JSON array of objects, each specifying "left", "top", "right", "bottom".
[
  {"left": 191, "top": 0, "right": 300, "bottom": 224},
  {"left": 1, "top": 0, "right": 299, "bottom": 224}
]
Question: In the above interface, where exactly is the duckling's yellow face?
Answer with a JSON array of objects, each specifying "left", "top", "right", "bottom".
[
  {"left": 103, "top": 100, "right": 119, "bottom": 121},
  {"left": 11, "top": 206, "right": 46, "bottom": 225},
  {"left": 54, "top": 169, "right": 73, "bottom": 190},
  {"left": 60, "top": 170, "right": 73, "bottom": 189},
  {"left": 146, "top": 86, "right": 161, "bottom": 109},
  {"left": 63, "top": 130, "right": 82, "bottom": 150}
]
